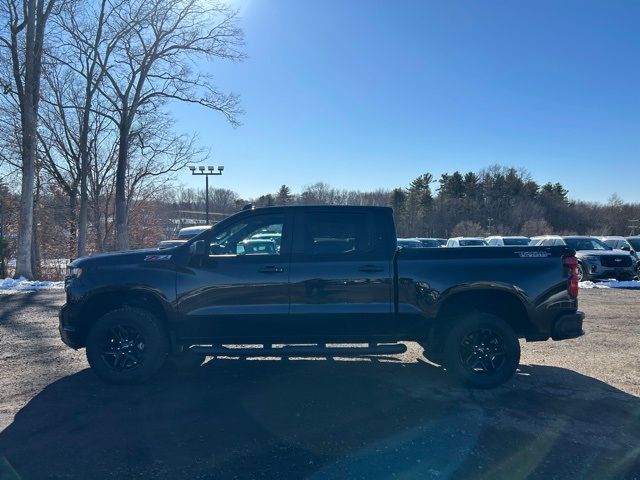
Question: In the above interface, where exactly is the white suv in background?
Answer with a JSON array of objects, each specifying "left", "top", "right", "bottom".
[
  {"left": 485, "top": 236, "right": 531, "bottom": 246},
  {"left": 446, "top": 237, "right": 488, "bottom": 247}
]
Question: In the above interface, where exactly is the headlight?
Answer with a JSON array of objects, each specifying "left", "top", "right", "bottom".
[
  {"left": 585, "top": 256, "right": 600, "bottom": 264},
  {"left": 67, "top": 267, "right": 83, "bottom": 278}
]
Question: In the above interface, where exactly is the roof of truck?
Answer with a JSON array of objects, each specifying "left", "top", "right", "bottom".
[{"left": 249, "top": 205, "right": 393, "bottom": 211}]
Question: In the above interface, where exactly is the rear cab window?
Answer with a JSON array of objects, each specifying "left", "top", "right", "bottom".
[
  {"left": 302, "top": 212, "right": 372, "bottom": 256},
  {"left": 294, "top": 209, "right": 393, "bottom": 259}
]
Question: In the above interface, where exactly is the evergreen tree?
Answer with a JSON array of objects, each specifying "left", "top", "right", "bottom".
[{"left": 275, "top": 185, "right": 292, "bottom": 205}]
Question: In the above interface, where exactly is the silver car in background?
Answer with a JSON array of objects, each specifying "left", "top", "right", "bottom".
[
  {"left": 531, "top": 235, "right": 637, "bottom": 281},
  {"left": 601, "top": 236, "right": 640, "bottom": 275},
  {"left": 485, "top": 236, "right": 531, "bottom": 246}
]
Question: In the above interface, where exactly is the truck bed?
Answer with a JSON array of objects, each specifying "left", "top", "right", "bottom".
[{"left": 395, "top": 245, "right": 577, "bottom": 340}]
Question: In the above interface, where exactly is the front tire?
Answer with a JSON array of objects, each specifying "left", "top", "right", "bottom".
[
  {"left": 441, "top": 313, "right": 520, "bottom": 389},
  {"left": 577, "top": 262, "right": 589, "bottom": 282},
  {"left": 86, "top": 307, "right": 168, "bottom": 384}
]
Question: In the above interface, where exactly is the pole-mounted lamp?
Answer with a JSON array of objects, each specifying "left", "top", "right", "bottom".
[{"left": 188, "top": 165, "right": 224, "bottom": 225}]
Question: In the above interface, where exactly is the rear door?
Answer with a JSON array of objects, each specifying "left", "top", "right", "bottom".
[{"left": 288, "top": 209, "right": 394, "bottom": 337}]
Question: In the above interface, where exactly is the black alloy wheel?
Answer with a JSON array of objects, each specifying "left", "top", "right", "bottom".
[
  {"left": 100, "top": 325, "right": 146, "bottom": 372},
  {"left": 459, "top": 328, "right": 506, "bottom": 374}
]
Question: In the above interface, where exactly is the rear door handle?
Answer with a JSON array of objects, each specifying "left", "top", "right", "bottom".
[
  {"left": 358, "top": 265, "right": 384, "bottom": 273},
  {"left": 258, "top": 265, "right": 285, "bottom": 273}
]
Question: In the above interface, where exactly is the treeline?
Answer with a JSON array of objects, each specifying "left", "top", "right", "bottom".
[
  {"left": 249, "top": 167, "right": 640, "bottom": 238},
  {"left": 0, "top": 0, "right": 244, "bottom": 278}
]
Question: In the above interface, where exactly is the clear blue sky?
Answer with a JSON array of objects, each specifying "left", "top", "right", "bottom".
[{"left": 170, "top": 0, "right": 640, "bottom": 202}]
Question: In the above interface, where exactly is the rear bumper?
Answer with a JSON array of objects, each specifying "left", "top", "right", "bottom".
[
  {"left": 59, "top": 304, "right": 84, "bottom": 349},
  {"left": 552, "top": 310, "right": 585, "bottom": 340}
]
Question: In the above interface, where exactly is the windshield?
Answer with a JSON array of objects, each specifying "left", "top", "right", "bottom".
[
  {"left": 604, "top": 239, "right": 632, "bottom": 250},
  {"left": 459, "top": 239, "right": 487, "bottom": 246},
  {"left": 503, "top": 238, "right": 531, "bottom": 246},
  {"left": 627, "top": 239, "right": 640, "bottom": 251},
  {"left": 563, "top": 238, "right": 611, "bottom": 251}
]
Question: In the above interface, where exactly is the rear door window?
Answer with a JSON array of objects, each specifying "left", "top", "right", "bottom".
[{"left": 302, "top": 212, "right": 373, "bottom": 256}]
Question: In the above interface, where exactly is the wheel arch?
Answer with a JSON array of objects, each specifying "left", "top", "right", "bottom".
[
  {"left": 433, "top": 287, "right": 534, "bottom": 338},
  {"left": 76, "top": 289, "right": 171, "bottom": 347}
]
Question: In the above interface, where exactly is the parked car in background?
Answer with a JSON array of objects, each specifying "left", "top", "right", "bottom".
[
  {"left": 485, "top": 236, "right": 531, "bottom": 246},
  {"left": 531, "top": 235, "right": 636, "bottom": 281},
  {"left": 236, "top": 239, "right": 278, "bottom": 255},
  {"left": 601, "top": 236, "right": 635, "bottom": 252},
  {"left": 158, "top": 239, "right": 188, "bottom": 250},
  {"left": 249, "top": 231, "right": 282, "bottom": 249},
  {"left": 626, "top": 236, "right": 640, "bottom": 254},
  {"left": 415, "top": 238, "right": 445, "bottom": 248},
  {"left": 157, "top": 226, "right": 212, "bottom": 249},
  {"left": 397, "top": 238, "right": 425, "bottom": 248},
  {"left": 601, "top": 236, "right": 640, "bottom": 274},
  {"left": 177, "top": 225, "right": 212, "bottom": 240},
  {"left": 446, "top": 237, "right": 488, "bottom": 247}
]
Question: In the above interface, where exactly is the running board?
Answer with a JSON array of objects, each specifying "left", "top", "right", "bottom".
[{"left": 189, "top": 343, "right": 407, "bottom": 357}]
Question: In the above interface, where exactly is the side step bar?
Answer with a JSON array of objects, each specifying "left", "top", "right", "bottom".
[{"left": 189, "top": 343, "right": 407, "bottom": 357}]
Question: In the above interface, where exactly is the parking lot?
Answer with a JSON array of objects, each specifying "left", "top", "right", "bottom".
[{"left": 0, "top": 289, "right": 639, "bottom": 479}]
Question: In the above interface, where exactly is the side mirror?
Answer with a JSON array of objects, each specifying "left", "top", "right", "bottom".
[
  {"left": 189, "top": 240, "right": 206, "bottom": 257},
  {"left": 620, "top": 245, "right": 631, "bottom": 252}
]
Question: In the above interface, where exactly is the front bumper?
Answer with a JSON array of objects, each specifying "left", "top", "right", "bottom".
[
  {"left": 585, "top": 263, "right": 636, "bottom": 280},
  {"left": 59, "top": 303, "right": 84, "bottom": 349},
  {"left": 552, "top": 310, "right": 585, "bottom": 340}
]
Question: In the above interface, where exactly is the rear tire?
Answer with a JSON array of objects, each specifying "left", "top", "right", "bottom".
[
  {"left": 86, "top": 307, "right": 168, "bottom": 384},
  {"left": 441, "top": 313, "right": 520, "bottom": 389}
]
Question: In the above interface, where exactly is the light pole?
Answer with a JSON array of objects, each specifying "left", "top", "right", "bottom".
[{"left": 189, "top": 165, "right": 224, "bottom": 225}]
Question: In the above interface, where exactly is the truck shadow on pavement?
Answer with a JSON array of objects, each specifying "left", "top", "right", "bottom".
[{"left": 0, "top": 358, "right": 638, "bottom": 480}]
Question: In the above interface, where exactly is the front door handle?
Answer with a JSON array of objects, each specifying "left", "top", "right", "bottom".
[
  {"left": 258, "top": 265, "right": 285, "bottom": 274},
  {"left": 358, "top": 265, "right": 384, "bottom": 273}
]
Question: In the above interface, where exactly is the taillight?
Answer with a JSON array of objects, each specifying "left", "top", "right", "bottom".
[{"left": 563, "top": 256, "right": 579, "bottom": 298}]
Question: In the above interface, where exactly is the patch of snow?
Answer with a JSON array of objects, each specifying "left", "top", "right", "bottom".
[
  {"left": 579, "top": 281, "right": 608, "bottom": 289},
  {"left": 0, "top": 277, "right": 64, "bottom": 294},
  {"left": 580, "top": 280, "right": 640, "bottom": 290}
]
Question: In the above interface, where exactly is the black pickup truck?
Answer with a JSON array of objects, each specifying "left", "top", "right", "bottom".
[{"left": 60, "top": 205, "right": 584, "bottom": 388}]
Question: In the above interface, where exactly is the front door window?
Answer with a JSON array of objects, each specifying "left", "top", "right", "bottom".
[{"left": 208, "top": 215, "right": 284, "bottom": 257}]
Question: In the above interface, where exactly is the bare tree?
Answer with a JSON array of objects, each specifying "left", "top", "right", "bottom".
[
  {"left": 51, "top": 0, "right": 135, "bottom": 255},
  {"left": 126, "top": 114, "right": 204, "bottom": 211},
  {"left": 208, "top": 188, "right": 239, "bottom": 213},
  {"left": 94, "top": 0, "right": 244, "bottom": 249},
  {"left": 0, "top": 0, "right": 58, "bottom": 278},
  {"left": 38, "top": 64, "right": 82, "bottom": 257},
  {"left": 451, "top": 220, "right": 485, "bottom": 237}
]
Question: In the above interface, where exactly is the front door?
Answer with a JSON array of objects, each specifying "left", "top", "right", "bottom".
[{"left": 176, "top": 212, "right": 291, "bottom": 341}]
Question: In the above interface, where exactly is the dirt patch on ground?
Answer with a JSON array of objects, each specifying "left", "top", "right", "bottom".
[{"left": 0, "top": 290, "right": 639, "bottom": 479}]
